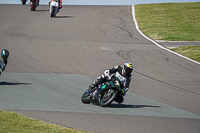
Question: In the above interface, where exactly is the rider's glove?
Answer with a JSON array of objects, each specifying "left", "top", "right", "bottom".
[
  {"left": 0, "top": 66, "right": 2, "bottom": 76},
  {"left": 0, "top": 64, "right": 5, "bottom": 71},
  {"left": 2, "top": 66, "right": 5, "bottom": 71},
  {"left": 0, "top": 64, "right": 2, "bottom": 72}
]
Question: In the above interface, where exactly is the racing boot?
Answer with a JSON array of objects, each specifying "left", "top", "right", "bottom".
[
  {"left": 88, "top": 81, "right": 97, "bottom": 90},
  {"left": 88, "top": 75, "right": 104, "bottom": 90},
  {"left": 114, "top": 94, "right": 124, "bottom": 104}
]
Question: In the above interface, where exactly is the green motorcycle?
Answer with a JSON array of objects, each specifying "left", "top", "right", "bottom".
[{"left": 81, "top": 76, "right": 124, "bottom": 107}]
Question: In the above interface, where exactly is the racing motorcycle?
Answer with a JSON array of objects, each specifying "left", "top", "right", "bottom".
[
  {"left": 50, "top": 0, "right": 59, "bottom": 18},
  {"left": 81, "top": 76, "right": 124, "bottom": 107},
  {"left": 30, "top": 0, "right": 37, "bottom": 11}
]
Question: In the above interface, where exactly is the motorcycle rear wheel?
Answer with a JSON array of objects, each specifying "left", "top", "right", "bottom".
[
  {"left": 99, "top": 88, "right": 117, "bottom": 107},
  {"left": 30, "top": 2, "right": 35, "bottom": 11},
  {"left": 22, "top": 0, "right": 26, "bottom": 5},
  {"left": 31, "top": 7, "right": 35, "bottom": 11}
]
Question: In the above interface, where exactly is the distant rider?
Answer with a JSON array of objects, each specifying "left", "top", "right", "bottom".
[
  {"left": 89, "top": 62, "right": 133, "bottom": 103},
  {"left": 49, "top": 0, "right": 62, "bottom": 11},
  {"left": 0, "top": 49, "right": 9, "bottom": 75},
  {"left": 30, "top": 0, "right": 39, "bottom": 6}
]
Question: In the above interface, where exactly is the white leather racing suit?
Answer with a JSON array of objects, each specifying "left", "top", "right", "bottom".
[{"left": 104, "top": 65, "right": 132, "bottom": 94}]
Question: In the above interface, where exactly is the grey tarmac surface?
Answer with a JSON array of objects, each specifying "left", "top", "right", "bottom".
[
  {"left": 157, "top": 41, "right": 200, "bottom": 48},
  {"left": 1, "top": 4, "right": 200, "bottom": 133}
]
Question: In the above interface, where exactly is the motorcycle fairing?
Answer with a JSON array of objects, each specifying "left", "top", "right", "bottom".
[{"left": 90, "top": 80, "right": 119, "bottom": 104}]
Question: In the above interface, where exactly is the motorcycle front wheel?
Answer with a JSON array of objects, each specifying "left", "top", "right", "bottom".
[
  {"left": 99, "top": 88, "right": 117, "bottom": 107},
  {"left": 50, "top": 7, "right": 55, "bottom": 18},
  {"left": 81, "top": 88, "right": 92, "bottom": 104}
]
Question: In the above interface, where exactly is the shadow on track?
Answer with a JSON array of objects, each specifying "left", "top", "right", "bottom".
[
  {"left": 0, "top": 82, "right": 32, "bottom": 86},
  {"left": 108, "top": 103, "right": 161, "bottom": 108},
  {"left": 54, "top": 16, "right": 74, "bottom": 18},
  {"left": 35, "top": 10, "right": 49, "bottom": 12}
]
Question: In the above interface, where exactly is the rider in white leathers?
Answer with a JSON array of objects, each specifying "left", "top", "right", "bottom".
[{"left": 89, "top": 62, "right": 133, "bottom": 103}]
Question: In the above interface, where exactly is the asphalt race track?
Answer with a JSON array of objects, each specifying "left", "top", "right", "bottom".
[{"left": 0, "top": 4, "right": 200, "bottom": 133}]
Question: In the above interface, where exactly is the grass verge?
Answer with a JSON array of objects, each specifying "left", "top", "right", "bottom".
[
  {"left": 135, "top": 2, "right": 200, "bottom": 63},
  {"left": 135, "top": 2, "right": 200, "bottom": 41},
  {"left": 170, "top": 46, "right": 200, "bottom": 62},
  {"left": 0, "top": 110, "right": 89, "bottom": 133}
]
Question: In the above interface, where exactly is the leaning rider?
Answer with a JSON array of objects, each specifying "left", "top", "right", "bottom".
[
  {"left": 0, "top": 49, "right": 9, "bottom": 75},
  {"left": 49, "top": 0, "right": 62, "bottom": 11},
  {"left": 89, "top": 62, "right": 133, "bottom": 103}
]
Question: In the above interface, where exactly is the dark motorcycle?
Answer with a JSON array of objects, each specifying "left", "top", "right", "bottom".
[
  {"left": 81, "top": 76, "right": 124, "bottom": 107},
  {"left": 30, "top": 0, "right": 37, "bottom": 11},
  {"left": 21, "top": 0, "right": 27, "bottom": 5}
]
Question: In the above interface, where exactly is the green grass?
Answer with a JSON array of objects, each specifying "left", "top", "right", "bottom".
[
  {"left": 135, "top": 2, "right": 200, "bottom": 41},
  {"left": 135, "top": 2, "right": 200, "bottom": 63},
  {"left": 170, "top": 46, "right": 200, "bottom": 62},
  {"left": 0, "top": 110, "right": 89, "bottom": 133}
]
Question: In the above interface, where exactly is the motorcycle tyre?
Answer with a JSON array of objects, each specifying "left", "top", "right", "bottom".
[
  {"left": 31, "top": 7, "right": 35, "bottom": 11},
  {"left": 21, "top": 0, "right": 27, "bottom": 5},
  {"left": 30, "top": 3, "right": 35, "bottom": 11},
  {"left": 99, "top": 88, "right": 117, "bottom": 107},
  {"left": 50, "top": 7, "right": 55, "bottom": 18},
  {"left": 81, "top": 88, "right": 91, "bottom": 104}
]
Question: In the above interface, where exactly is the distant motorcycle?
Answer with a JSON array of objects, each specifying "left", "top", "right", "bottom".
[
  {"left": 21, "top": 0, "right": 27, "bottom": 5},
  {"left": 30, "top": 0, "right": 37, "bottom": 11},
  {"left": 81, "top": 76, "right": 123, "bottom": 107},
  {"left": 50, "top": 0, "right": 59, "bottom": 18}
]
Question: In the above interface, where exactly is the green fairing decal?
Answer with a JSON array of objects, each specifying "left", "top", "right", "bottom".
[
  {"left": 117, "top": 78, "right": 122, "bottom": 90},
  {"left": 109, "top": 82, "right": 114, "bottom": 87},
  {"left": 101, "top": 85, "right": 106, "bottom": 89}
]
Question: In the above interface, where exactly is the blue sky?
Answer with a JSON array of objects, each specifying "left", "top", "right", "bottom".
[{"left": 0, "top": 0, "right": 200, "bottom": 5}]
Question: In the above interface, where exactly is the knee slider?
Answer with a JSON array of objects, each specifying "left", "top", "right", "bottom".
[{"left": 97, "top": 75, "right": 102, "bottom": 80}]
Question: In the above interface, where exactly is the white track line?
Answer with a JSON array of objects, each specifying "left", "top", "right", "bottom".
[{"left": 132, "top": 5, "right": 200, "bottom": 65}]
